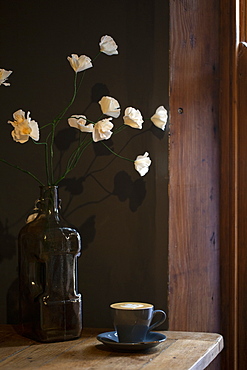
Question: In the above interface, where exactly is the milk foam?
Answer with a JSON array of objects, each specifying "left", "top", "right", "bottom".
[{"left": 110, "top": 302, "right": 153, "bottom": 310}]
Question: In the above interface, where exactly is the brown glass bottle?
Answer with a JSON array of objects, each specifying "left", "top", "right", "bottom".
[{"left": 18, "top": 186, "right": 82, "bottom": 342}]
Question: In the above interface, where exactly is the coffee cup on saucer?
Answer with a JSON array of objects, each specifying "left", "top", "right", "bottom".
[{"left": 110, "top": 302, "right": 166, "bottom": 343}]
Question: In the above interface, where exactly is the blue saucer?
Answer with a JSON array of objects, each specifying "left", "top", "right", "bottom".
[{"left": 97, "top": 331, "right": 166, "bottom": 351}]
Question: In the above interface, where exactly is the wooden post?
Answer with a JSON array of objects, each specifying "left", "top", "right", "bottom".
[
  {"left": 236, "top": 41, "right": 247, "bottom": 369},
  {"left": 219, "top": 0, "right": 238, "bottom": 368},
  {"left": 169, "top": 0, "right": 220, "bottom": 337}
]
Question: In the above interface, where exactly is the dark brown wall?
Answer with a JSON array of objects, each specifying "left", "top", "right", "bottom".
[{"left": 0, "top": 1, "right": 169, "bottom": 327}]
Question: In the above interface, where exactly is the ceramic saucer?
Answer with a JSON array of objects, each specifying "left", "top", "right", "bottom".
[{"left": 96, "top": 331, "right": 166, "bottom": 351}]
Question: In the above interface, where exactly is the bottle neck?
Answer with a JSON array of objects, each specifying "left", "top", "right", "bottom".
[{"left": 39, "top": 186, "right": 60, "bottom": 216}]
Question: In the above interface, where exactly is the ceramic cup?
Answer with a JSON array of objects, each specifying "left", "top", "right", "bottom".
[{"left": 110, "top": 302, "right": 166, "bottom": 343}]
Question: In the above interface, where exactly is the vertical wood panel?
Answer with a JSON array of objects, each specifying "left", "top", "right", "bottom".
[
  {"left": 169, "top": 0, "right": 220, "bottom": 338},
  {"left": 237, "top": 42, "right": 247, "bottom": 369},
  {"left": 219, "top": 0, "right": 238, "bottom": 368}
]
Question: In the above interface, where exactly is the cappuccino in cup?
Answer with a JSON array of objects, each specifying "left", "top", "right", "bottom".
[{"left": 110, "top": 302, "right": 166, "bottom": 343}]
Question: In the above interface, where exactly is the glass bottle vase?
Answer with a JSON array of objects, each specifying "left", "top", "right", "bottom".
[{"left": 18, "top": 186, "right": 82, "bottom": 342}]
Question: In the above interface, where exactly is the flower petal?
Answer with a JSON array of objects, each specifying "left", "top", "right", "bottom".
[
  {"left": 29, "top": 120, "right": 40, "bottom": 141},
  {"left": 8, "top": 109, "right": 39, "bottom": 144},
  {"left": 99, "top": 96, "right": 120, "bottom": 118},
  {"left": 123, "top": 107, "right": 143, "bottom": 129},
  {"left": 0, "top": 68, "right": 12, "bottom": 86},
  {"left": 11, "top": 130, "right": 29, "bottom": 143},
  {"left": 99, "top": 35, "right": 118, "bottom": 56},
  {"left": 92, "top": 118, "right": 114, "bottom": 142},
  {"left": 134, "top": 152, "right": 152, "bottom": 176},
  {"left": 68, "top": 115, "right": 94, "bottom": 132},
  {"left": 151, "top": 106, "right": 168, "bottom": 131},
  {"left": 67, "top": 54, "right": 93, "bottom": 72},
  {"left": 13, "top": 109, "right": 26, "bottom": 124}
]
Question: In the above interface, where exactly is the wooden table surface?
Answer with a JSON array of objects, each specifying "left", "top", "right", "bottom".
[{"left": 0, "top": 325, "right": 223, "bottom": 369}]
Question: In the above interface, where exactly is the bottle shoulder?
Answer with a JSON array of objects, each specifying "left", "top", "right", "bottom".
[{"left": 18, "top": 215, "right": 81, "bottom": 255}]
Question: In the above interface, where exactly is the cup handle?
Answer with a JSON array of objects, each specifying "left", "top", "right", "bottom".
[{"left": 148, "top": 310, "right": 166, "bottom": 332}]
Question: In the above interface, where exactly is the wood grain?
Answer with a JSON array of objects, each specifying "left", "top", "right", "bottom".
[
  {"left": 0, "top": 326, "right": 223, "bottom": 369},
  {"left": 237, "top": 42, "right": 247, "bottom": 369},
  {"left": 219, "top": 0, "right": 240, "bottom": 369},
  {"left": 169, "top": 0, "right": 220, "bottom": 337}
]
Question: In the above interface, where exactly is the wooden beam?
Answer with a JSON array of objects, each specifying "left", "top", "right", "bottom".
[
  {"left": 219, "top": 0, "right": 238, "bottom": 368},
  {"left": 237, "top": 41, "right": 247, "bottom": 369},
  {"left": 169, "top": 0, "right": 220, "bottom": 336}
]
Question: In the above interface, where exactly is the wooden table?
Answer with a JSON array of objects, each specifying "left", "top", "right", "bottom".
[{"left": 0, "top": 325, "right": 223, "bottom": 369}]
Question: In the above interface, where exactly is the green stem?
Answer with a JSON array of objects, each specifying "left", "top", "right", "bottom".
[
  {"left": 113, "top": 124, "right": 127, "bottom": 134},
  {"left": 32, "top": 139, "right": 50, "bottom": 185},
  {"left": 40, "top": 122, "right": 53, "bottom": 130},
  {"left": 93, "top": 52, "right": 101, "bottom": 62},
  {"left": 0, "top": 159, "right": 44, "bottom": 185},
  {"left": 47, "top": 72, "right": 79, "bottom": 185},
  {"left": 100, "top": 141, "right": 134, "bottom": 162},
  {"left": 76, "top": 72, "right": 85, "bottom": 93},
  {"left": 50, "top": 72, "right": 79, "bottom": 128},
  {"left": 54, "top": 137, "right": 93, "bottom": 185},
  {"left": 46, "top": 135, "right": 52, "bottom": 184}
]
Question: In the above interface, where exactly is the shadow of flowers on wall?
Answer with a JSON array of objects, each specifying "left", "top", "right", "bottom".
[
  {"left": 0, "top": 219, "right": 16, "bottom": 262},
  {"left": 113, "top": 171, "right": 146, "bottom": 212},
  {"left": 57, "top": 169, "right": 146, "bottom": 251},
  {"left": 77, "top": 215, "right": 96, "bottom": 252}
]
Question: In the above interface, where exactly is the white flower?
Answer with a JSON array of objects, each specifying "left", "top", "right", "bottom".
[
  {"left": 123, "top": 107, "right": 143, "bottom": 129},
  {"left": 67, "top": 54, "right": 93, "bottom": 72},
  {"left": 0, "top": 68, "right": 13, "bottom": 86},
  {"left": 92, "top": 118, "right": 113, "bottom": 142},
  {"left": 68, "top": 115, "right": 94, "bottom": 132},
  {"left": 151, "top": 106, "right": 168, "bottom": 131},
  {"left": 99, "top": 96, "right": 120, "bottom": 118},
  {"left": 99, "top": 35, "right": 118, "bottom": 55},
  {"left": 8, "top": 109, "right": 39, "bottom": 143},
  {"left": 134, "top": 152, "right": 152, "bottom": 176}
]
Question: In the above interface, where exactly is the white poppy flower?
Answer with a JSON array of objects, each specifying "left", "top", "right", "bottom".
[
  {"left": 92, "top": 118, "right": 114, "bottom": 142},
  {"left": 0, "top": 69, "right": 13, "bottom": 86},
  {"left": 67, "top": 54, "right": 93, "bottom": 72},
  {"left": 151, "top": 106, "right": 168, "bottom": 131},
  {"left": 134, "top": 152, "right": 152, "bottom": 176},
  {"left": 68, "top": 115, "right": 94, "bottom": 132},
  {"left": 123, "top": 107, "right": 143, "bottom": 129},
  {"left": 99, "top": 96, "right": 120, "bottom": 118},
  {"left": 12, "top": 109, "right": 26, "bottom": 123},
  {"left": 99, "top": 35, "right": 118, "bottom": 55},
  {"left": 8, "top": 109, "right": 39, "bottom": 143}
]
